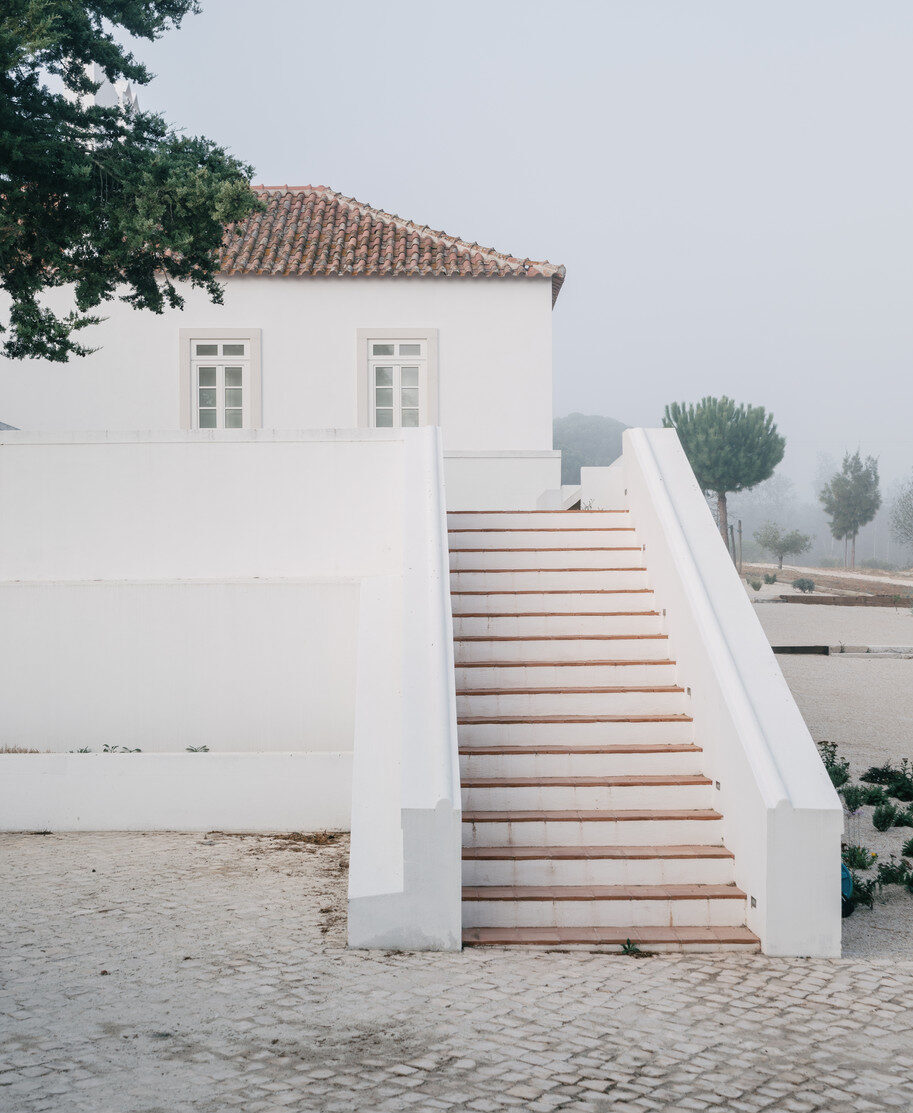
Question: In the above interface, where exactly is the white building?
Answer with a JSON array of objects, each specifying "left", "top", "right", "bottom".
[{"left": 0, "top": 184, "right": 841, "bottom": 958}]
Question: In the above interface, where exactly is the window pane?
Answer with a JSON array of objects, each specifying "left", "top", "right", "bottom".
[
  {"left": 401, "top": 409, "right": 419, "bottom": 427},
  {"left": 401, "top": 366, "right": 419, "bottom": 387},
  {"left": 375, "top": 409, "right": 394, "bottom": 427},
  {"left": 372, "top": 343, "right": 394, "bottom": 356},
  {"left": 222, "top": 344, "right": 245, "bottom": 356},
  {"left": 401, "top": 387, "right": 419, "bottom": 408},
  {"left": 224, "top": 410, "right": 243, "bottom": 429},
  {"left": 375, "top": 387, "right": 394, "bottom": 406},
  {"left": 198, "top": 367, "right": 216, "bottom": 387},
  {"left": 225, "top": 367, "right": 243, "bottom": 387},
  {"left": 225, "top": 388, "right": 243, "bottom": 407},
  {"left": 199, "top": 410, "right": 217, "bottom": 429},
  {"left": 195, "top": 344, "right": 218, "bottom": 356},
  {"left": 374, "top": 366, "right": 393, "bottom": 386},
  {"left": 199, "top": 387, "right": 217, "bottom": 407},
  {"left": 399, "top": 343, "right": 422, "bottom": 356}
]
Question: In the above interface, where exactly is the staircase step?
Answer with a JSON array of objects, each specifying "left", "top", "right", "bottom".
[
  {"left": 461, "top": 925, "right": 760, "bottom": 951},
  {"left": 462, "top": 883, "right": 747, "bottom": 928},
  {"left": 456, "top": 686, "right": 687, "bottom": 718},
  {"left": 451, "top": 569, "right": 649, "bottom": 591},
  {"left": 455, "top": 635, "right": 669, "bottom": 663},
  {"left": 449, "top": 548, "right": 646, "bottom": 570},
  {"left": 449, "top": 529, "right": 638, "bottom": 549},
  {"left": 456, "top": 662, "right": 678, "bottom": 689},
  {"left": 462, "top": 809, "right": 723, "bottom": 847},
  {"left": 451, "top": 590, "right": 654, "bottom": 615},
  {"left": 453, "top": 612, "right": 663, "bottom": 637},
  {"left": 448, "top": 511, "right": 630, "bottom": 530},
  {"left": 462, "top": 774, "right": 712, "bottom": 811},
  {"left": 459, "top": 716, "right": 694, "bottom": 748},
  {"left": 459, "top": 742, "right": 703, "bottom": 777},
  {"left": 462, "top": 843, "right": 734, "bottom": 886}
]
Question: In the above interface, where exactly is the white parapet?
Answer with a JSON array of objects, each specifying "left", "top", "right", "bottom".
[
  {"left": 347, "top": 428, "right": 462, "bottom": 951},
  {"left": 618, "top": 428, "right": 843, "bottom": 957}
]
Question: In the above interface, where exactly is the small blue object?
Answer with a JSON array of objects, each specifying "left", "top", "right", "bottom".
[{"left": 841, "top": 862, "right": 853, "bottom": 900}]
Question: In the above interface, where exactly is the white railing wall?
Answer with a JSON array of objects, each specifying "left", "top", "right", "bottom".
[
  {"left": 347, "top": 427, "right": 462, "bottom": 950},
  {"left": 621, "top": 428, "right": 843, "bottom": 957}
]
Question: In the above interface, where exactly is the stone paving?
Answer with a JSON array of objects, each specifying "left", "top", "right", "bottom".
[{"left": 3, "top": 832, "right": 913, "bottom": 1113}]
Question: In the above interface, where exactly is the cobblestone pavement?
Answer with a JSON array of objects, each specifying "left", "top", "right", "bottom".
[{"left": 3, "top": 833, "right": 913, "bottom": 1113}]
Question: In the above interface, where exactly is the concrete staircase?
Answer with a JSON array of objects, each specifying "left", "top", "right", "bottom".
[{"left": 449, "top": 508, "right": 760, "bottom": 952}]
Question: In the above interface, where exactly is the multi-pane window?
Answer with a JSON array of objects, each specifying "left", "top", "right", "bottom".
[
  {"left": 368, "top": 340, "right": 426, "bottom": 428},
  {"left": 190, "top": 340, "right": 249, "bottom": 429}
]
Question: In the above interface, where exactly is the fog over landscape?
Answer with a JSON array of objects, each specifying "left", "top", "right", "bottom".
[{"left": 130, "top": 1, "right": 912, "bottom": 527}]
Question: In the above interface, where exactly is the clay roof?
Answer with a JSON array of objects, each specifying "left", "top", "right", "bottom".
[{"left": 220, "top": 185, "right": 565, "bottom": 303}]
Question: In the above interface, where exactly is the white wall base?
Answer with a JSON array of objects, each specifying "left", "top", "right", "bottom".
[
  {"left": 444, "top": 450, "right": 561, "bottom": 509},
  {"left": 0, "top": 753, "right": 352, "bottom": 832}
]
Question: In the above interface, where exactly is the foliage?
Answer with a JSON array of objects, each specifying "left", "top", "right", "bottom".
[
  {"left": 747, "top": 578, "right": 762, "bottom": 591},
  {"left": 186, "top": 745, "right": 209, "bottom": 752},
  {"left": 102, "top": 744, "right": 141, "bottom": 752},
  {"left": 819, "top": 452, "right": 881, "bottom": 568},
  {"left": 792, "top": 577, "right": 815, "bottom": 594},
  {"left": 840, "top": 784, "right": 867, "bottom": 812},
  {"left": 876, "top": 855, "right": 911, "bottom": 887},
  {"left": 873, "top": 804, "right": 898, "bottom": 832},
  {"left": 847, "top": 873, "right": 876, "bottom": 910},
  {"left": 861, "top": 760, "right": 913, "bottom": 802},
  {"left": 842, "top": 844, "right": 877, "bottom": 871},
  {"left": 553, "top": 413, "right": 626, "bottom": 485},
  {"left": 0, "top": 1, "right": 263, "bottom": 360},
  {"left": 819, "top": 741, "right": 850, "bottom": 789},
  {"left": 753, "top": 522, "right": 812, "bottom": 570},
  {"left": 890, "top": 476, "right": 913, "bottom": 548},
  {"left": 903, "top": 837, "right": 913, "bottom": 858},
  {"left": 862, "top": 785, "right": 890, "bottom": 806},
  {"left": 763, "top": 572, "right": 778, "bottom": 585},
  {"left": 662, "top": 397, "right": 785, "bottom": 546},
  {"left": 620, "top": 938, "right": 641, "bottom": 955}
]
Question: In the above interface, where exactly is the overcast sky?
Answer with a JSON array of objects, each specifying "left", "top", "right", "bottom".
[{"left": 131, "top": 1, "right": 913, "bottom": 495}]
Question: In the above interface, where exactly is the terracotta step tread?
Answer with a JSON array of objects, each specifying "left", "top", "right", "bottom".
[
  {"left": 463, "top": 844, "right": 733, "bottom": 860},
  {"left": 462, "top": 926, "right": 760, "bottom": 946},
  {"left": 448, "top": 527, "right": 637, "bottom": 533},
  {"left": 451, "top": 567, "right": 648, "bottom": 574},
  {"left": 459, "top": 743, "right": 702, "bottom": 756},
  {"left": 460, "top": 654, "right": 672, "bottom": 663},
  {"left": 451, "top": 589, "right": 654, "bottom": 596},
  {"left": 454, "top": 633, "right": 667, "bottom": 642},
  {"left": 462, "top": 808, "right": 723, "bottom": 822},
  {"left": 455, "top": 611, "right": 662, "bottom": 618},
  {"left": 450, "top": 547, "right": 643, "bottom": 553},
  {"left": 458, "top": 685, "right": 684, "bottom": 696},
  {"left": 462, "top": 883, "right": 746, "bottom": 901},
  {"left": 459, "top": 714, "right": 694, "bottom": 725},
  {"left": 462, "top": 774, "right": 711, "bottom": 788}
]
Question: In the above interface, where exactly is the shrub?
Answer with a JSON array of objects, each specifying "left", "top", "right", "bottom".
[
  {"left": 863, "top": 785, "right": 890, "bottom": 806},
  {"left": 763, "top": 572, "right": 778, "bottom": 585},
  {"left": 873, "top": 804, "right": 898, "bottom": 831},
  {"left": 894, "top": 807, "right": 913, "bottom": 828},
  {"left": 849, "top": 873, "right": 876, "bottom": 910},
  {"left": 902, "top": 837, "right": 913, "bottom": 858},
  {"left": 876, "top": 856, "right": 911, "bottom": 886},
  {"left": 840, "top": 784, "right": 867, "bottom": 812},
  {"left": 818, "top": 741, "right": 850, "bottom": 789},
  {"left": 861, "top": 762, "right": 899, "bottom": 785},
  {"left": 747, "top": 578, "right": 762, "bottom": 591},
  {"left": 842, "top": 844, "right": 877, "bottom": 870},
  {"left": 860, "top": 760, "right": 913, "bottom": 801},
  {"left": 792, "top": 577, "right": 815, "bottom": 593}
]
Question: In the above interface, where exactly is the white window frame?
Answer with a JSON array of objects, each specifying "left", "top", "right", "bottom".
[
  {"left": 180, "top": 329, "right": 262, "bottom": 430},
  {"left": 356, "top": 329, "right": 439, "bottom": 429}
]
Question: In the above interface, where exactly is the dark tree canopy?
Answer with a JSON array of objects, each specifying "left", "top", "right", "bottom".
[
  {"left": 0, "top": 1, "right": 263, "bottom": 361},
  {"left": 662, "top": 396, "right": 786, "bottom": 547},
  {"left": 819, "top": 451, "right": 881, "bottom": 568},
  {"left": 553, "top": 412, "right": 627, "bottom": 485}
]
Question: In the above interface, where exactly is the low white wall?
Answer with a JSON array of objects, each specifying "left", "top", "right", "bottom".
[
  {"left": 621, "top": 429, "right": 843, "bottom": 957},
  {"left": 580, "top": 460, "right": 626, "bottom": 509},
  {"left": 444, "top": 450, "right": 561, "bottom": 510},
  {"left": 0, "top": 753, "right": 351, "bottom": 832},
  {"left": 348, "top": 428, "right": 462, "bottom": 950}
]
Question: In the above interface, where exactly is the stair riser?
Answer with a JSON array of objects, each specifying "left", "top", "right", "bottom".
[
  {"left": 462, "top": 818, "right": 723, "bottom": 847},
  {"left": 462, "top": 897, "right": 746, "bottom": 929},
  {"left": 451, "top": 570, "right": 648, "bottom": 592},
  {"left": 462, "top": 857, "right": 735, "bottom": 887},
  {"left": 462, "top": 784, "right": 713, "bottom": 811},
  {"left": 460, "top": 750, "right": 704, "bottom": 778},
  {"left": 453, "top": 614, "right": 664, "bottom": 637},
  {"left": 455, "top": 639, "right": 671, "bottom": 665},
  {"left": 451, "top": 592, "right": 654, "bottom": 616},
  {"left": 449, "top": 530, "right": 639, "bottom": 549},
  {"left": 448, "top": 512, "right": 631, "bottom": 530},
  {"left": 449, "top": 549, "right": 646, "bottom": 571},
  {"left": 458, "top": 720, "right": 694, "bottom": 747},
  {"left": 456, "top": 664, "right": 678, "bottom": 690},
  {"left": 457, "top": 690, "right": 688, "bottom": 717}
]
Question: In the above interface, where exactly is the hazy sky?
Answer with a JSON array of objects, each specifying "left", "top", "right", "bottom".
[{"left": 130, "top": 1, "right": 912, "bottom": 495}]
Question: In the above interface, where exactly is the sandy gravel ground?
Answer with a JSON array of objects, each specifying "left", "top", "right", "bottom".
[{"left": 754, "top": 600, "right": 913, "bottom": 647}]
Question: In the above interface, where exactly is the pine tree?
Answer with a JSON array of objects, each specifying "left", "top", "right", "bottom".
[
  {"left": 662, "top": 397, "right": 786, "bottom": 549},
  {"left": 0, "top": 2, "right": 263, "bottom": 361},
  {"left": 819, "top": 452, "right": 881, "bottom": 568}
]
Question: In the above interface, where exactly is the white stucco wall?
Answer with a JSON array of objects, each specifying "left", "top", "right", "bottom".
[{"left": 0, "top": 276, "right": 555, "bottom": 452}]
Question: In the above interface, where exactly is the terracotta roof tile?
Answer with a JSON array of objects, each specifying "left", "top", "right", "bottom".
[{"left": 220, "top": 185, "right": 566, "bottom": 303}]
